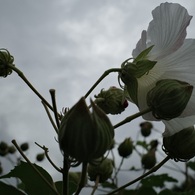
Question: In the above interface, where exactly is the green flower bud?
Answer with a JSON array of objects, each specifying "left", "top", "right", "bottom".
[
  {"left": 94, "top": 87, "right": 128, "bottom": 115},
  {"left": 118, "top": 138, "right": 133, "bottom": 158},
  {"left": 8, "top": 146, "right": 16, "bottom": 154},
  {"left": 0, "top": 142, "right": 8, "bottom": 156},
  {"left": 36, "top": 153, "right": 45, "bottom": 162},
  {"left": 141, "top": 149, "right": 156, "bottom": 169},
  {"left": 147, "top": 79, "right": 193, "bottom": 120},
  {"left": 163, "top": 126, "right": 195, "bottom": 161},
  {"left": 20, "top": 143, "right": 29, "bottom": 151},
  {"left": 0, "top": 49, "right": 14, "bottom": 77},
  {"left": 88, "top": 158, "right": 113, "bottom": 183},
  {"left": 140, "top": 121, "right": 153, "bottom": 137},
  {"left": 59, "top": 97, "right": 114, "bottom": 163}
]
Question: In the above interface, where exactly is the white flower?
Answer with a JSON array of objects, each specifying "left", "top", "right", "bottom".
[{"left": 130, "top": 3, "right": 195, "bottom": 136}]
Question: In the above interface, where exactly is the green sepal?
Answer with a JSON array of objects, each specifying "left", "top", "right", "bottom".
[
  {"left": 135, "top": 60, "right": 157, "bottom": 78},
  {"left": 126, "top": 77, "right": 138, "bottom": 106},
  {"left": 134, "top": 45, "right": 154, "bottom": 63}
]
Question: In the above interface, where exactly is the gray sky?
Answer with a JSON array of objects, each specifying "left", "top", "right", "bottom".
[{"left": 1, "top": 0, "right": 195, "bottom": 192}]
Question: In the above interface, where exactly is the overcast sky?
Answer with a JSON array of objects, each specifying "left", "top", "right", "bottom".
[{"left": 1, "top": 0, "right": 195, "bottom": 192}]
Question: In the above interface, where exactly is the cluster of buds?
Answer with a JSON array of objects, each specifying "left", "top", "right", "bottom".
[
  {"left": 87, "top": 158, "right": 113, "bottom": 183},
  {"left": 94, "top": 86, "right": 128, "bottom": 115},
  {"left": 0, "top": 49, "right": 14, "bottom": 77},
  {"left": 58, "top": 97, "right": 114, "bottom": 163},
  {"left": 147, "top": 79, "right": 193, "bottom": 120},
  {"left": 163, "top": 126, "right": 195, "bottom": 161}
]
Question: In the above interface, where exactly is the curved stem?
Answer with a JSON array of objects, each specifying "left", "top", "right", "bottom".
[
  {"left": 91, "top": 175, "right": 100, "bottom": 195},
  {"left": 84, "top": 68, "right": 121, "bottom": 98},
  {"left": 75, "top": 162, "right": 88, "bottom": 195},
  {"left": 107, "top": 156, "right": 170, "bottom": 195},
  {"left": 114, "top": 108, "right": 152, "bottom": 129},
  {"left": 12, "top": 140, "right": 59, "bottom": 195},
  {"left": 8, "top": 64, "right": 56, "bottom": 114}
]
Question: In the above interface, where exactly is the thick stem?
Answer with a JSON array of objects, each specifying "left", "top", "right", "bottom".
[
  {"left": 84, "top": 68, "right": 121, "bottom": 98},
  {"left": 12, "top": 140, "right": 59, "bottom": 195},
  {"left": 75, "top": 162, "right": 88, "bottom": 195},
  {"left": 62, "top": 156, "right": 70, "bottom": 195},
  {"left": 8, "top": 64, "right": 58, "bottom": 115},
  {"left": 107, "top": 156, "right": 170, "bottom": 195},
  {"left": 114, "top": 108, "right": 152, "bottom": 129}
]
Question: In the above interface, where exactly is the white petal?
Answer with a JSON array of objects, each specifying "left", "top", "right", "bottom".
[
  {"left": 132, "top": 30, "right": 147, "bottom": 58},
  {"left": 147, "top": 2, "right": 192, "bottom": 59},
  {"left": 163, "top": 116, "right": 195, "bottom": 136},
  {"left": 161, "top": 39, "right": 195, "bottom": 117}
]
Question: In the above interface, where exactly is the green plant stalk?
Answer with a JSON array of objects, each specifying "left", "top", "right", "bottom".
[
  {"left": 84, "top": 68, "right": 121, "bottom": 98},
  {"left": 8, "top": 64, "right": 57, "bottom": 114},
  {"left": 114, "top": 108, "right": 152, "bottom": 129},
  {"left": 75, "top": 162, "right": 88, "bottom": 195},
  {"left": 12, "top": 140, "right": 59, "bottom": 195},
  {"left": 62, "top": 156, "right": 70, "bottom": 195},
  {"left": 107, "top": 156, "right": 171, "bottom": 195}
]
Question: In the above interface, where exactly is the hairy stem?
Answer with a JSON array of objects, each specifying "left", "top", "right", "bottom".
[
  {"left": 84, "top": 68, "right": 121, "bottom": 98},
  {"left": 114, "top": 108, "right": 152, "bottom": 129},
  {"left": 108, "top": 156, "right": 170, "bottom": 194}
]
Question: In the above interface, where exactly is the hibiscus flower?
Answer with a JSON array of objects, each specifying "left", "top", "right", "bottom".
[{"left": 121, "top": 2, "right": 195, "bottom": 136}]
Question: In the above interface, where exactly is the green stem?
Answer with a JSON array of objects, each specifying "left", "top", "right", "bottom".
[
  {"left": 114, "top": 108, "right": 152, "bottom": 129},
  {"left": 84, "top": 68, "right": 121, "bottom": 98},
  {"left": 8, "top": 64, "right": 55, "bottom": 113},
  {"left": 12, "top": 140, "right": 59, "bottom": 195},
  {"left": 107, "top": 156, "right": 170, "bottom": 195},
  {"left": 75, "top": 162, "right": 88, "bottom": 195},
  {"left": 62, "top": 156, "right": 70, "bottom": 195}
]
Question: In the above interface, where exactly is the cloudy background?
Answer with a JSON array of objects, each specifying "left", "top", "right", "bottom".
[{"left": 1, "top": 0, "right": 195, "bottom": 193}]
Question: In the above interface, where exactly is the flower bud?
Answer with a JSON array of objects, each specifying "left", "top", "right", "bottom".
[
  {"left": 147, "top": 79, "right": 193, "bottom": 120},
  {"left": 36, "top": 153, "right": 45, "bottom": 162},
  {"left": 141, "top": 149, "right": 156, "bottom": 169},
  {"left": 20, "top": 143, "right": 29, "bottom": 151},
  {"left": 87, "top": 158, "right": 113, "bottom": 183},
  {"left": 163, "top": 126, "right": 195, "bottom": 161},
  {"left": 94, "top": 87, "right": 128, "bottom": 115},
  {"left": 58, "top": 97, "right": 114, "bottom": 163},
  {"left": 140, "top": 121, "right": 153, "bottom": 137},
  {"left": 118, "top": 138, "right": 133, "bottom": 158},
  {"left": 0, "top": 49, "right": 14, "bottom": 77},
  {"left": 0, "top": 142, "right": 8, "bottom": 156}
]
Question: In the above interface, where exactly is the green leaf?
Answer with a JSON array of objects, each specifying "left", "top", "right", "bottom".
[
  {"left": 134, "top": 45, "right": 154, "bottom": 63},
  {"left": 0, "top": 161, "right": 58, "bottom": 195},
  {"left": 0, "top": 181, "right": 25, "bottom": 195},
  {"left": 187, "top": 161, "right": 195, "bottom": 171},
  {"left": 122, "top": 187, "right": 157, "bottom": 195},
  {"left": 55, "top": 180, "right": 77, "bottom": 195},
  {"left": 141, "top": 174, "right": 177, "bottom": 188}
]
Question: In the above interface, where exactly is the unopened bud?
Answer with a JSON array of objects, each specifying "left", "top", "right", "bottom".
[
  {"left": 163, "top": 126, "right": 195, "bottom": 161},
  {"left": 88, "top": 158, "right": 113, "bottom": 183},
  {"left": 140, "top": 121, "right": 153, "bottom": 137},
  {"left": 20, "top": 143, "right": 29, "bottom": 151},
  {"left": 118, "top": 138, "right": 133, "bottom": 158},
  {"left": 0, "top": 142, "right": 8, "bottom": 156},
  {"left": 147, "top": 79, "right": 193, "bottom": 120},
  {"left": 59, "top": 97, "right": 114, "bottom": 163},
  {"left": 94, "top": 87, "right": 128, "bottom": 115},
  {"left": 0, "top": 49, "right": 14, "bottom": 77},
  {"left": 141, "top": 149, "right": 156, "bottom": 169},
  {"left": 36, "top": 153, "right": 45, "bottom": 162}
]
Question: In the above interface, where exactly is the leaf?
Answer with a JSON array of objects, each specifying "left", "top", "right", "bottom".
[
  {"left": 187, "top": 161, "right": 195, "bottom": 171},
  {"left": 0, "top": 181, "right": 25, "bottom": 195},
  {"left": 121, "top": 187, "right": 157, "bottom": 195},
  {"left": 134, "top": 45, "right": 154, "bottom": 63},
  {"left": 141, "top": 174, "right": 177, "bottom": 188},
  {"left": 101, "top": 181, "right": 117, "bottom": 189},
  {"left": 0, "top": 161, "right": 58, "bottom": 195},
  {"left": 55, "top": 180, "right": 77, "bottom": 195}
]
